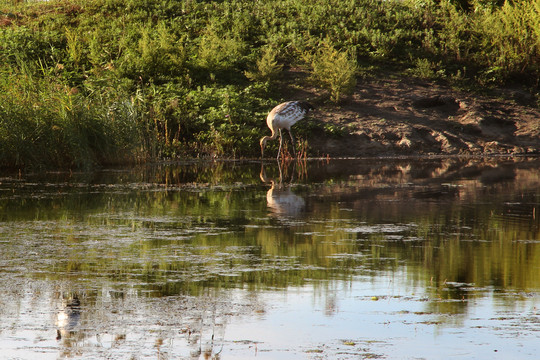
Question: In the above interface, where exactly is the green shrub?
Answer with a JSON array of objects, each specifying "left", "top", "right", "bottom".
[
  {"left": 117, "top": 22, "right": 186, "bottom": 82},
  {"left": 245, "top": 46, "right": 283, "bottom": 84},
  {"left": 307, "top": 39, "right": 357, "bottom": 103},
  {"left": 196, "top": 25, "right": 247, "bottom": 73},
  {"left": 435, "top": 0, "right": 475, "bottom": 62},
  {"left": 475, "top": 0, "right": 540, "bottom": 82},
  {"left": 408, "top": 58, "right": 446, "bottom": 79}
]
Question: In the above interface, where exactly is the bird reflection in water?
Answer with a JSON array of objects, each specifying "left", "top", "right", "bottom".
[
  {"left": 56, "top": 293, "right": 81, "bottom": 341},
  {"left": 260, "top": 160, "right": 306, "bottom": 218}
]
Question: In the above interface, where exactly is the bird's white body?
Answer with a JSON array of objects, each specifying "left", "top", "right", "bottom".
[
  {"left": 260, "top": 101, "right": 314, "bottom": 159},
  {"left": 266, "top": 101, "right": 309, "bottom": 132}
]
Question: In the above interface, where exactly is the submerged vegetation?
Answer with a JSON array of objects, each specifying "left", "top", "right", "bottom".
[{"left": 0, "top": 0, "right": 539, "bottom": 168}]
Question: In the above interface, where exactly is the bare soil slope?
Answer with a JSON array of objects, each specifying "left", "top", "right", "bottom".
[{"left": 308, "top": 77, "right": 539, "bottom": 157}]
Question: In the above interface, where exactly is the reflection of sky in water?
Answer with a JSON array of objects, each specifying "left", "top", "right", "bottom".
[
  {"left": 2, "top": 275, "right": 538, "bottom": 359},
  {"left": 0, "top": 158, "right": 539, "bottom": 359},
  {"left": 225, "top": 279, "right": 538, "bottom": 360}
]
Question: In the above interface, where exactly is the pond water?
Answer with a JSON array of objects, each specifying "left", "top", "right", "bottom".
[{"left": 0, "top": 157, "right": 539, "bottom": 360}]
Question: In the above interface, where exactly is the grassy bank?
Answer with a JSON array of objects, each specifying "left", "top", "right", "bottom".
[{"left": 1, "top": 0, "right": 538, "bottom": 168}]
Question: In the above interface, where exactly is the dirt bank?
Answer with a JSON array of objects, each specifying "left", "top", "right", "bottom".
[{"left": 307, "top": 77, "right": 539, "bottom": 157}]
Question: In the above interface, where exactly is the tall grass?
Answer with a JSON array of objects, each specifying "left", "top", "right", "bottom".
[
  {"left": 0, "top": 0, "right": 538, "bottom": 169},
  {"left": 0, "top": 60, "right": 143, "bottom": 168},
  {"left": 474, "top": 0, "right": 540, "bottom": 83},
  {"left": 422, "top": 0, "right": 539, "bottom": 84}
]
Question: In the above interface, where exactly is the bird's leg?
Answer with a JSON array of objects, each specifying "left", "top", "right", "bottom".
[
  {"left": 276, "top": 158, "right": 284, "bottom": 186},
  {"left": 288, "top": 130, "right": 296, "bottom": 157},
  {"left": 277, "top": 129, "right": 283, "bottom": 160}
]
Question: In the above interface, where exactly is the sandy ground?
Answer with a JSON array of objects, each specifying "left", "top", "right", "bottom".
[{"left": 305, "top": 77, "right": 539, "bottom": 157}]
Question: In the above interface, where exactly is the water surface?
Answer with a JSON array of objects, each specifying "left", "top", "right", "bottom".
[{"left": 1, "top": 157, "right": 539, "bottom": 359}]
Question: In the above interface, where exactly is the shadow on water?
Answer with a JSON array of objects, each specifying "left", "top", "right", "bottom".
[{"left": 1, "top": 156, "right": 540, "bottom": 359}]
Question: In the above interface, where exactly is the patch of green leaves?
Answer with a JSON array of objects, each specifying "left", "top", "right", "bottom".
[{"left": 306, "top": 39, "right": 358, "bottom": 103}]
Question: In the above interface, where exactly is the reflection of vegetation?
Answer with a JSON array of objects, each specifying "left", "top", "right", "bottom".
[{"left": 0, "top": 158, "right": 539, "bottom": 310}]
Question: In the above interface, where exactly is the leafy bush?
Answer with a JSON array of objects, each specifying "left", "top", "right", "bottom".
[
  {"left": 426, "top": 0, "right": 540, "bottom": 84},
  {"left": 196, "top": 25, "right": 247, "bottom": 76},
  {"left": 474, "top": 0, "right": 540, "bottom": 82},
  {"left": 307, "top": 39, "right": 358, "bottom": 102},
  {"left": 245, "top": 46, "right": 283, "bottom": 84},
  {"left": 0, "top": 27, "right": 62, "bottom": 67},
  {"left": 116, "top": 22, "right": 186, "bottom": 82}
]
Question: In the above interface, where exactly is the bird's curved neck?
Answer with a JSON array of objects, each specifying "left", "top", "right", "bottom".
[{"left": 264, "top": 131, "right": 278, "bottom": 141}]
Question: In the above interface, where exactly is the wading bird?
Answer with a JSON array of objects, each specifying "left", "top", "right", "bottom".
[{"left": 260, "top": 101, "right": 314, "bottom": 159}]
